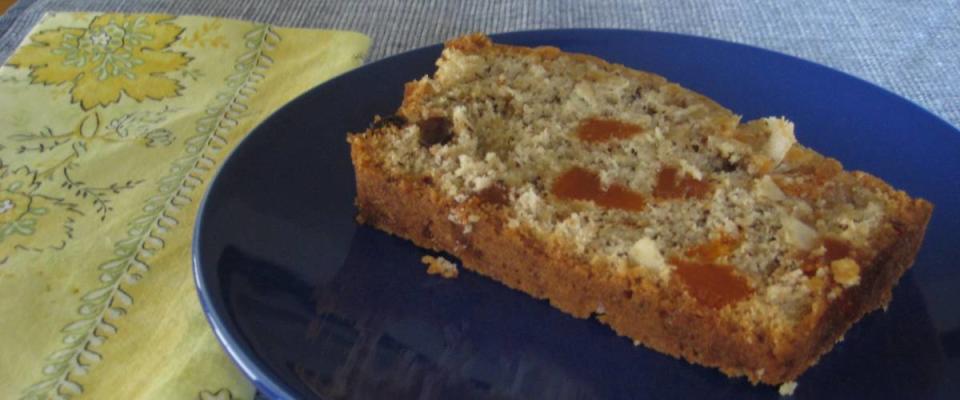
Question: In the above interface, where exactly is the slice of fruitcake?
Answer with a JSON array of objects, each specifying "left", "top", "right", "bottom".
[{"left": 347, "top": 33, "right": 932, "bottom": 385}]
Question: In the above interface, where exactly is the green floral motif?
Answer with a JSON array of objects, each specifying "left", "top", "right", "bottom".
[
  {"left": 0, "top": 165, "right": 80, "bottom": 264},
  {"left": 199, "top": 388, "right": 234, "bottom": 400},
  {"left": 7, "top": 14, "right": 190, "bottom": 110},
  {"left": 7, "top": 105, "right": 186, "bottom": 223},
  {"left": 0, "top": 75, "right": 24, "bottom": 83},
  {"left": 54, "top": 18, "right": 152, "bottom": 80},
  {"left": 21, "top": 24, "right": 281, "bottom": 400},
  {"left": 100, "top": 106, "right": 181, "bottom": 146}
]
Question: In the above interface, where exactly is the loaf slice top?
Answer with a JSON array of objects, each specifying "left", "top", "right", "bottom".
[{"left": 349, "top": 34, "right": 932, "bottom": 330}]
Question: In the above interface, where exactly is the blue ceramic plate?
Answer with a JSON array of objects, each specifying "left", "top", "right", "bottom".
[{"left": 193, "top": 30, "right": 960, "bottom": 399}]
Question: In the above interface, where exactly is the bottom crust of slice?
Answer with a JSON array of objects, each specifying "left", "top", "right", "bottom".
[{"left": 351, "top": 155, "right": 930, "bottom": 385}]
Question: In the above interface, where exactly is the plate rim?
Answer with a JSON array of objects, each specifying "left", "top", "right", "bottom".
[
  {"left": 192, "top": 38, "right": 445, "bottom": 400},
  {"left": 192, "top": 28, "right": 960, "bottom": 400}
]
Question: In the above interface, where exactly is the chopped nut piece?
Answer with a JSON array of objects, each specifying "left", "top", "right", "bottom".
[
  {"left": 781, "top": 214, "right": 818, "bottom": 250},
  {"left": 763, "top": 117, "right": 796, "bottom": 165},
  {"left": 756, "top": 175, "right": 786, "bottom": 201},
  {"left": 830, "top": 258, "right": 861, "bottom": 288},
  {"left": 628, "top": 237, "right": 667, "bottom": 272}
]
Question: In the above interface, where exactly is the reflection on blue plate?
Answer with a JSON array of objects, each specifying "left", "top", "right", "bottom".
[{"left": 193, "top": 30, "right": 960, "bottom": 399}]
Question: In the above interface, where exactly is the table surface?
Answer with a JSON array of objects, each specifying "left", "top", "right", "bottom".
[{"left": 1, "top": 0, "right": 958, "bottom": 130}]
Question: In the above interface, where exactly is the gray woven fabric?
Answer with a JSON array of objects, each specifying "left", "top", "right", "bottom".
[{"left": 1, "top": 0, "right": 958, "bottom": 128}]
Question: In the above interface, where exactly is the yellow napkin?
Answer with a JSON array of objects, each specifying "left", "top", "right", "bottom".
[{"left": 0, "top": 12, "right": 370, "bottom": 399}]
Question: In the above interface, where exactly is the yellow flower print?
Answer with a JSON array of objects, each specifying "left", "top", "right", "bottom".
[{"left": 7, "top": 14, "right": 191, "bottom": 110}]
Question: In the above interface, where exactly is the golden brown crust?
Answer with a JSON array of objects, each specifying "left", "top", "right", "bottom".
[
  {"left": 347, "top": 34, "right": 934, "bottom": 385},
  {"left": 350, "top": 138, "right": 931, "bottom": 384},
  {"left": 404, "top": 33, "right": 737, "bottom": 136},
  {"left": 768, "top": 182, "right": 932, "bottom": 380}
]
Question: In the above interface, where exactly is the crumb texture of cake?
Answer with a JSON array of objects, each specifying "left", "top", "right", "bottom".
[
  {"left": 778, "top": 381, "right": 798, "bottom": 396},
  {"left": 349, "top": 33, "right": 932, "bottom": 385},
  {"left": 422, "top": 255, "right": 459, "bottom": 279}
]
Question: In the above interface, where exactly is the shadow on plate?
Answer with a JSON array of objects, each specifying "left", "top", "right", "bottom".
[{"left": 221, "top": 226, "right": 944, "bottom": 399}]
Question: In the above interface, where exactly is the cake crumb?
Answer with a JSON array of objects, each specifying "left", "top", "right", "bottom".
[
  {"left": 778, "top": 381, "right": 798, "bottom": 396},
  {"left": 422, "top": 255, "right": 459, "bottom": 278},
  {"left": 827, "top": 287, "right": 842, "bottom": 300}
]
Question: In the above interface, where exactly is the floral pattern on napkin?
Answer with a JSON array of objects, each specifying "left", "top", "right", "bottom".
[{"left": 0, "top": 12, "right": 369, "bottom": 399}]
